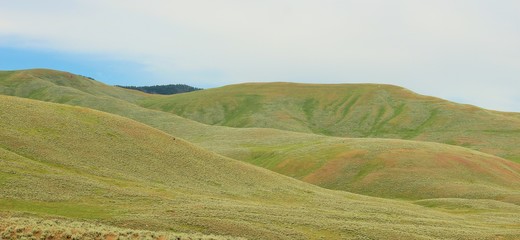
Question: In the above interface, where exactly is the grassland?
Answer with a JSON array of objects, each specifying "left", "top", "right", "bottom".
[
  {"left": 1, "top": 69, "right": 519, "bottom": 205},
  {"left": 1, "top": 94, "right": 520, "bottom": 239},
  {"left": 215, "top": 136, "right": 520, "bottom": 203},
  {"left": 0, "top": 216, "right": 239, "bottom": 240},
  {"left": 137, "top": 82, "right": 520, "bottom": 162}
]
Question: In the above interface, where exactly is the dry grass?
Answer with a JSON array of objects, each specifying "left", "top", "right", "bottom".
[{"left": 0, "top": 216, "right": 239, "bottom": 240}]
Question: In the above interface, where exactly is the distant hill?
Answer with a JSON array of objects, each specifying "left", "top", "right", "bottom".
[
  {"left": 117, "top": 83, "right": 201, "bottom": 95},
  {"left": 138, "top": 82, "right": 520, "bottom": 162}
]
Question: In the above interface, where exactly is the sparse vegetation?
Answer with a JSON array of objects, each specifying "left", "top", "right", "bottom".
[{"left": 0, "top": 216, "right": 239, "bottom": 240}]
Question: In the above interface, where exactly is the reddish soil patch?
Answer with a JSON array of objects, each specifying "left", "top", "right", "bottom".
[
  {"left": 275, "top": 158, "right": 318, "bottom": 177},
  {"left": 302, "top": 150, "right": 367, "bottom": 185},
  {"left": 105, "top": 233, "right": 117, "bottom": 240}
]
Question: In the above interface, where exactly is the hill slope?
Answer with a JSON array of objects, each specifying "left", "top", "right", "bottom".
[
  {"left": 1, "top": 69, "right": 519, "bottom": 204},
  {"left": 138, "top": 82, "right": 520, "bottom": 162},
  {"left": 195, "top": 133, "right": 520, "bottom": 203},
  {"left": 3, "top": 95, "right": 520, "bottom": 239}
]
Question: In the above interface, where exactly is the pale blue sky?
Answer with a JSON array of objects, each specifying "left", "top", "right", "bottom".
[{"left": 0, "top": 0, "right": 519, "bottom": 112}]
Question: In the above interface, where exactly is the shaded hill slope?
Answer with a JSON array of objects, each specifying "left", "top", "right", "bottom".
[
  {"left": 138, "top": 82, "right": 520, "bottom": 162},
  {"left": 2, "top": 95, "right": 520, "bottom": 239},
  {"left": 1, "top": 69, "right": 519, "bottom": 204}
]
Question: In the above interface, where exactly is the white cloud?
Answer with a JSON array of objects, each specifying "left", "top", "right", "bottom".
[{"left": 0, "top": 0, "right": 519, "bottom": 111}]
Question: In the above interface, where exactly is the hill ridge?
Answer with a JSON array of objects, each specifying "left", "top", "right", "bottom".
[
  {"left": 1, "top": 69, "right": 519, "bottom": 204},
  {"left": 134, "top": 79, "right": 520, "bottom": 162}
]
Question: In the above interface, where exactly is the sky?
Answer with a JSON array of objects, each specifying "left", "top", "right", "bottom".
[{"left": 0, "top": 0, "right": 519, "bottom": 112}]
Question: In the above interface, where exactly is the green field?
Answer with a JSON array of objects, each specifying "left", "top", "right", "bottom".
[{"left": 1, "top": 69, "right": 520, "bottom": 239}]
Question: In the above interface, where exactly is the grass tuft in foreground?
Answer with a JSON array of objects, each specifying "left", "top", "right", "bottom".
[{"left": 0, "top": 216, "right": 240, "bottom": 240}]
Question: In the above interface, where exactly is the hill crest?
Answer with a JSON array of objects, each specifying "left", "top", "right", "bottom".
[{"left": 135, "top": 79, "right": 520, "bottom": 162}]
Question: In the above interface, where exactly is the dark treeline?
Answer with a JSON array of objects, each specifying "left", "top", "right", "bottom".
[{"left": 117, "top": 84, "right": 202, "bottom": 95}]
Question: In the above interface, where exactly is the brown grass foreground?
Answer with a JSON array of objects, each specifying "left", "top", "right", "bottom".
[{"left": 0, "top": 216, "right": 240, "bottom": 240}]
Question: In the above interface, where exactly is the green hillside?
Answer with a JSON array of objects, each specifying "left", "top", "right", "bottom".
[
  {"left": 199, "top": 134, "right": 520, "bottom": 203},
  {"left": 138, "top": 82, "right": 520, "bottom": 162},
  {"left": 0, "top": 69, "right": 147, "bottom": 103},
  {"left": 3, "top": 95, "right": 520, "bottom": 239},
  {"left": 1, "top": 69, "right": 519, "bottom": 204}
]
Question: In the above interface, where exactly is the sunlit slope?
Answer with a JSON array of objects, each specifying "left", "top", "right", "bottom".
[
  {"left": 0, "top": 95, "right": 293, "bottom": 196},
  {"left": 0, "top": 69, "right": 147, "bottom": 103},
  {"left": 185, "top": 130, "right": 520, "bottom": 203},
  {"left": 190, "top": 132, "right": 520, "bottom": 204},
  {"left": 1, "top": 69, "right": 519, "bottom": 203},
  {"left": 3, "top": 96, "right": 520, "bottom": 239},
  {"left": 139, "top": 82, "right": 520, "bottom": 162}
]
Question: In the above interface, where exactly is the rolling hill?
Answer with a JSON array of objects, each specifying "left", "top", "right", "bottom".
[
  {"left": 3, "top": 95, "right": 520, "bottom": 239},
  {"left": 138, "top": 82, "right": 520, "bottom": 162},
  {"left": 203, "top": 134, "right": 520, "bottom": 203},
  {"left": 1, "top": 69, "right": 519, "bottom": 205}
]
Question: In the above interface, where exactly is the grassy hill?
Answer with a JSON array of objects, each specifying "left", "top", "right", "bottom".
[
  {"left": 1, "top": 69, "right": 519, "bottom": 205},
  {"left": 197, "top": 133, "right": 520, "bottom": 203},
  {"left": 3, "top": 95, "right": 520, "bottom": 239},
  {"left": 0, "top": 69, "right": 147, "bottom": 103},
  {"left": 138, "top": 82, "right": 520, "bottom": 162}
]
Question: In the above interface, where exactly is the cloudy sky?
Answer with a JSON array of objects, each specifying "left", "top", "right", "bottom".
[{"left": 0, "top": 0, "right": 519, "bottom": 112}]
